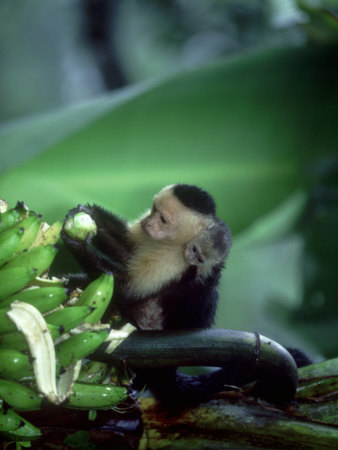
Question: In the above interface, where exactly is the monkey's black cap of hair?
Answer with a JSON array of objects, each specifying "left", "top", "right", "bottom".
[{"left": 173, "top": 184, "right": 216, "bottom": 215}]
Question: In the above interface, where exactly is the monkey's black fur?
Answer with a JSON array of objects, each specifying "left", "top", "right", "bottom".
[
  {"left": 116, "top": 263, "right": 223, "bottom": 331},
  {"left": 173, "top": 184, "right": 216, "bottom": 215}
]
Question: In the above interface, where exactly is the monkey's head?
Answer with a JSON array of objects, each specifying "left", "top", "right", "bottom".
[{"left": 141, "top": 184, "right": 217, "bottom": 244}]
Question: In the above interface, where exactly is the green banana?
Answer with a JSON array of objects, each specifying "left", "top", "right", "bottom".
[
  {"left": 45, "top": 306, "right": 94, "bottom": 333},
  {"left": 0, "top": 208, "right": 21, "bottom": 233},
  {"left": 0, "top": 406, "right": 21, "bottom": 431},
  {"left": 0, "top": 329, "right": 28, "bottom": 350},
  {"left": 1, "top": 286, "right": 67, "bottom": 312},
  {"left": 0, "top": 411, "right": 41, "bottom": 441},
  {"left": 65, "top": 382, "right": 127, "bottom": 410},
  {"left": 56, "top": 329, "right": 109, "bottom": 368},
  {"left": 2, "top": 244, "right": 57, "bottom": 274},
  {"left": 0, "top": 348, "right": 33, "bottom": 380},
  {"left": 76, "top": 272, "right": 114, "bottom": 323},
  {"left": 0, "top": 378, "right": 41, "bottom": 411},
  {"left": 0, "top": 227, "right": 24, "bottom": 268},
  {"left": 0, "top": 202, "right": 126, "bottom": 421},
  {"left": 0, "top": 266, "right": 38, "bottom": 300},
  {"left": 32, "top": 220, "right": 62, "bottom": 247},
  {"left": 64, "top": 212, "right": 97, "bottom": 241},
  {"left": 9, "top": 214, "right": 41, "bottom": 253},
  {"left": 77, "top": 360, "right": 109, "bottom": 384},
  {"left": 0, "top": 308, "right": 18, "bottom": 334},
  {"left": 0, "top": 323, "right": 60, "bottom": 350},
  {"left": 0, "top": 245, "right": 58, "bottom": 301}
]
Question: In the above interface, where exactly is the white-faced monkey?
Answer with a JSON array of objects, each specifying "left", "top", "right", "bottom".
[{"left": 62, "top": 184, "right": 236, "bottom": 402}]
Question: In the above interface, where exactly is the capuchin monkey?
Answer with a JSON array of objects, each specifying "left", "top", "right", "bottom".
[
  {"left": 62, "top": 184, "right": 231, "bottom": 331},
  {"left": 62, "top": 184, "right": 235, "bottom": 402},
  {"left": 62, "top": 184, "right": 309, "bottom": 403}
]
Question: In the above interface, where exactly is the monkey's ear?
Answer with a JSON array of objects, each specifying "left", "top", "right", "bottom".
[
  {"left": 185, "top": 242, "right": 205, "bottom": 266},
  {"left": 192, "top": 244, "right": 205, "bottom": 264}
]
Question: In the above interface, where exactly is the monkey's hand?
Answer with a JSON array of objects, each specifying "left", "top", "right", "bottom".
[{"left": 62, "top": 204, "right": 131, "bottom": 277}]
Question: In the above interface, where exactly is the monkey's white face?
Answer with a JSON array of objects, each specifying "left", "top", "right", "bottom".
[
  {"left": 141, "top": 191, "right": 178, "bottom": 240},
  {"left": 141, "top": 186, "right": 205, "bottom": 242}
]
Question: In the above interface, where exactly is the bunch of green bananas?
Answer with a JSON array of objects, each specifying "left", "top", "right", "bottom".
[{"left": 0, "top": 201, "right": 127, "bottom": 443}]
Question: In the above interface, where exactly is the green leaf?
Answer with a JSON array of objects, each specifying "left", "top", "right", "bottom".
[{"left": 0, "top": 44, "right": 337, "bottom": 235}]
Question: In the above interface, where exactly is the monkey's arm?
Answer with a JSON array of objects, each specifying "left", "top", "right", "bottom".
[{"left": 62, "top": 204, "right": 132, "bottom": 278}]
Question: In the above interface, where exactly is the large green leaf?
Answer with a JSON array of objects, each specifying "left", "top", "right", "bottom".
[{"left": 1, "top": 44, "right": 337, "bottom": 234}]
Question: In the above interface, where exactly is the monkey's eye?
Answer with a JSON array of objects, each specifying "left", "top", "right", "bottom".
[
  {"left": 192, "top": 245, "right": 198, "bottom": 253},
  {"left": 160, "top": 215, "right": 167, "bottom": 224}
]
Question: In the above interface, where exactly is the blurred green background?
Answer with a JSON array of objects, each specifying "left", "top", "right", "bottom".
[{"left": 0, "top": 0, "right": 337, "bottom": 359}]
